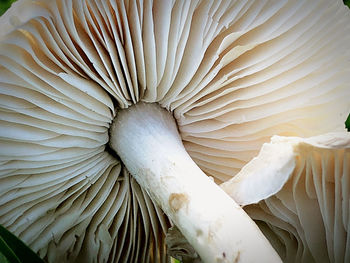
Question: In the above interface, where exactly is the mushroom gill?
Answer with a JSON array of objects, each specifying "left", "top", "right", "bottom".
[{"left": 0, "top": 0, "right": 349, "bottom": 262}]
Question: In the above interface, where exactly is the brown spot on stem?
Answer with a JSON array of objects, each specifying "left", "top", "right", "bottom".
[
  {"left": 234, "top": 251, "right": 241, "bottom": 263},
  {"left": 169, "top": 193, "right": 189, "bottom": 213},
  {"left": 196, "top": 229, "right": 203, "bottom": 237},
  {"left": 208, "top": 230, "right": 214, "bottom": 242}
]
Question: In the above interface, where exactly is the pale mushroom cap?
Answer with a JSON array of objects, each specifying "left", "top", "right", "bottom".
[
  {"left": 221, "top": 132, "right": 350, "bottom": 262},
  {"left": 0, "top": 0, "right": 350, "bottom": 262}
]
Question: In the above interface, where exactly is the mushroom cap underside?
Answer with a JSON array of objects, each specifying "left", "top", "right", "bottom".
[{"left": 0, "top": 0, "right": 350, "bottom": 262}]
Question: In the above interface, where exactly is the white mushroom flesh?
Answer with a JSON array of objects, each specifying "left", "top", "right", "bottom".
[{"left": 221, "top": 132, "right": 350, "bottom": 263}]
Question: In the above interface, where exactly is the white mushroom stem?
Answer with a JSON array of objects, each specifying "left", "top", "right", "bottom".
[{"left": 109, "top": 102, "right": 281, "bottom": 263}]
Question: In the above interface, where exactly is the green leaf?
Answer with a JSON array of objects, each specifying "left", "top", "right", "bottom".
[
  {"left": 345, "top": 0, "right": 350, "bottom": 8},
  {"left": 0, "top": 225, "right": 44, "bottom": 263},
  {"left": 171, "top": 257, "right": 182, "bottom": 263},
  {"left": 0, "top": 251, "right": 12, "bottom": 263},
  {"left": 0, "top": 0, "right": 16, "bottom": 16},
  {"left": 0, "top": 236, "right": 20, "bottom": 263}
]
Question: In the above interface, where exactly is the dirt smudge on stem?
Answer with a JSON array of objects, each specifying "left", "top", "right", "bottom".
[{"left": 169, "top": 193, "right": 189, "bottom": 213}]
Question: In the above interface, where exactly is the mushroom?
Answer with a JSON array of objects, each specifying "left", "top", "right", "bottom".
[
  {"left": 221, "top": 132, "right": 350, "bottom": 262},
  {"left": 0, "top": 0, "right": 349, "bottom": 262}
]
